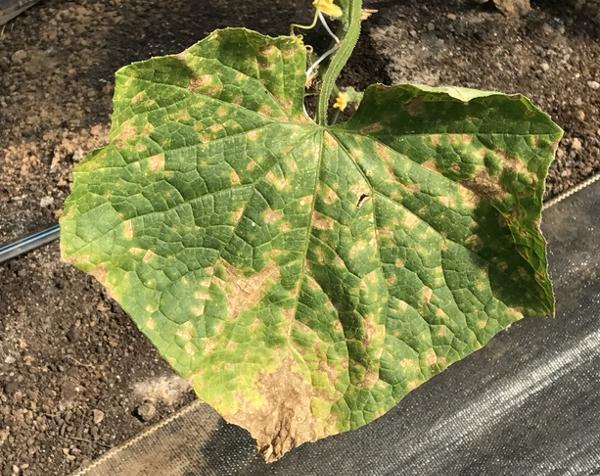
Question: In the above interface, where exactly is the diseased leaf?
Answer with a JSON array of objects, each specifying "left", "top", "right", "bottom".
[{"left": 60, "top": 28, "right": 562, "bottom": 461}]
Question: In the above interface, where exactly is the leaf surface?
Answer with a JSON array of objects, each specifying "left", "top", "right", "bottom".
[{"left": 60, "top": 28, "right": 562, "bottom": 461}]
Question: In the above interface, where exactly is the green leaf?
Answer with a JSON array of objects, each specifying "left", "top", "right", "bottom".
[{"left": 60, "top": 28, "right": 562, "bottom": 461}]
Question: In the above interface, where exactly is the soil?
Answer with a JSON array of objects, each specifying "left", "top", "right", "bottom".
[{"left": 0, "top": 1, "right": 598, "bottom": 475}]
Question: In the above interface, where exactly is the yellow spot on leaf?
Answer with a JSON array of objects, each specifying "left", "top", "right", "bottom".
[{"left": 176, "top": 321, "right": 194, "bottom": 341}]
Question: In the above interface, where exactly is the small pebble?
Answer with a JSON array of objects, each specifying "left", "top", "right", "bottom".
[
  {"left": 92, "top": 409, "right": 105, "bottom": 425},
  {"left": 135, "top": 401, "right": 156, "bottom": 422},
  {"left": 541, "top": 62, "right": 550, "bottom": 72},
  {"left": 11, "top": 50, "right": 27, "bottom": 63},
  {"left": 571, "top": 138, "right": 583, "bottom": 152},
  {"left": 39, "top": 196, "right": 54, "bottom": 208},
  {"left": 588, "top": 80, "right": 600, "bottom": 90},
  {"left": 576, "top": 110, "right": 585, "bottom": 122}
]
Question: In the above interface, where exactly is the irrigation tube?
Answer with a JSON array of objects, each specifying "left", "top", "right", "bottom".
[{"left": 0, "top": 224, "right": 60, "bottom": 264}]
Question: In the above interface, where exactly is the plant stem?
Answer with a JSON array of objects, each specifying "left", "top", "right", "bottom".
[{"left": 316, "top": 0, "right": 363, "bottom": 126}]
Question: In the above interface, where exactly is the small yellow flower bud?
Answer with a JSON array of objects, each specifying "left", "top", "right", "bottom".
[
  {"left": 313, "top": 0, "right": 343, "bottom": 18},
  {"left": 333, "top": 92, "right": 349, "bottom": 111}
]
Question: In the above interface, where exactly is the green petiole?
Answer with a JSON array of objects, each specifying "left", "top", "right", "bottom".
[{"left": 316, "top": 0, "right": 363, "bottom": 126}]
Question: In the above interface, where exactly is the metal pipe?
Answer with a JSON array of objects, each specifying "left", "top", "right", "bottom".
[{"left": 0, "top": 223, "right": 60, "bottom": 264}]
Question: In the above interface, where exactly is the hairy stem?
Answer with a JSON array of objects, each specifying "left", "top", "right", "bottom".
[{"left": 316, "top": 0, "right": 363, "bottom": 126}]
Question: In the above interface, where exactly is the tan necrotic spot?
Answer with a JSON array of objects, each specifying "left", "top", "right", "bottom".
[
  {"left": 148, "top": 154, "right": 165, "bottom": 172},
  {"left": 323, "top": 132, "right": 337, "bottom": 148},
  {"left": 191, "top": 304, "right": 205, "bottom": 317},
  {"left": 395, "top": 258, "right": 405, "bottom": 268},
  {"left": 465, "top": 234, "right": 484, "bottom": 252},
  {"left": 123, "top": 220, "right": 134, "bottom": 239},
  {"left": 421, "top": 286, "right": 433, "bottom": 304},
  {"left": 226, "top": 357, "right": 321, "bottom": 463},
  {"left": 400, "top": 358, "right": 419, "bottom": 370},
  {"left": 220, "top": 260, "right": 281, "bottom": 319},
  {"left": 263, "top": 209, "right": 283, "bottom": 224},
  {"left": 265, "top": 171, "right": 289, "bottom": 191},
  {"left": 261, "top": 45, "right": 279, "bottom": 57},
  {"left": 90, "top": 265, "right": 108, "bottom": 283},
  {"left": 258, "top": 105, "right": 272, "bottom": 116},
  {"left": 146, "top": 317, "right": 156, "bottom": 330},
  {"left": 421, "top": 160, "right": 440, "bottom": 173},
  {"left": 462, "top": 169, "right": 508, "bottom": 200},
  {"left": 185, "top": 343, "right": 196, "bottom": 355},
  {"left": 360, "top": 123, "right": 384, "bottom": 134},
  {"left": 320, "top": 185, "right": 337, "bottom": 205},
  {"left": 374, "top": 141, "right": 391, "bottom": 161},
  {"left": 189, "top": 75, "right": 215, "bottom": 93},
  {"left": 403, "top": 212, "right": 420, "bottom": 230},
  {"left": 176, "top": 321, "right": 194, "bottom": 341},
  {"left": 229, "top": 169, "right": 241, "bottom": 185},
  {"left": 232, "top": 207, "right": 245, "bottom": 222},
  {"left": 194, "top": 289, "right": 210, "bottom": 300},
  {"left": 438, "top": 195, "right": 457, "bottom": 208},
  {"left": 132, "top": 92, "right": 144, "bottom": 104},
  {"left": 460, "top": 187, "right": 481, "bottom": 208},
  {"left": 115, "top": 121, "right": 137, "bottom": 144},
  {"left": 507, "top": 307, "right": 524, "bottom": 320},
  {"left": 143, "top": 250, "right": 157, "bottom": 263},
  {"left": 349, "top": 240, "right": 368, "bottom": 259},
  {"left": 311, "top": 211, "right": 335, "bottom": 231},
  {"left": 424, "top": 350, "right": 437, "bottom": 366},
  {"left": 299, "top": 195, "right": 312, "bottom": 207}
]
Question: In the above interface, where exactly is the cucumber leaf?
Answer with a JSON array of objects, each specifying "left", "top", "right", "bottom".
[{"left": 60, "top": 28, "right": 562, "bottom": 461}]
